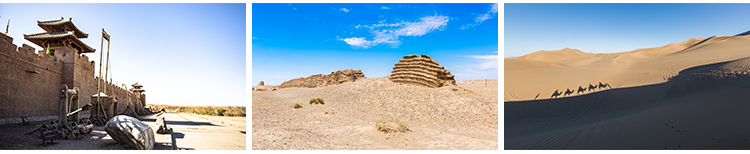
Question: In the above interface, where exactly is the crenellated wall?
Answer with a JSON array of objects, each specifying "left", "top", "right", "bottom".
[
  {"left": 0, "top": 33, "right": 144, "bottom": 120},
  {"left": 0, "top": 33, "right": 64, "bottom": 118}
]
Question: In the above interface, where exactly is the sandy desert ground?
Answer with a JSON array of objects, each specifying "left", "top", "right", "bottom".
[
  {"left": 252, "top": 78, "right": 498, "bottom": 150},
  {"left": 505, "top": 33, "right": 750, "bottom": 149}
]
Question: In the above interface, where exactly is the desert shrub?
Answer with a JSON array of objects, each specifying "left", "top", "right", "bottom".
[
  {"left": 272, "top": 89, "right": 277, "bottom": 91},
  {"left": 293, "top": 103, "right": 302, "bottom": 109},
  {"left": 309, "top": 98, "right": 325, "bottom": 105},
  {"left": 217, "top": 109, "right": 227, "bottom": 116},
  {"left": 256, "top": 89, "right": 266, "bottom": 91},
  {"left": 149, "top": 104, "right": 246, "bottom": 117},
  {"left": 375, "top": 118, "right": 409, "bottom": 133}
]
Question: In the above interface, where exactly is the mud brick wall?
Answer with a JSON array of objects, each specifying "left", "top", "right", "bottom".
[
  {"left": 0, "top": 34, "right": 143, "bottom": 119},
  {"left": 0, "top": 34, "right": 64, "bottom": 118}
]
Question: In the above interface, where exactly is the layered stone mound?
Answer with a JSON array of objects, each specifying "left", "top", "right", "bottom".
[
  {"left": 280, "top": 69, "right": 366, "bottom": 88},
  {"left": 104, "top": 115, "right": 155, "bottom": 150},
  {"left": 389, "top": 54, "right": 456, "bottom": 88}
]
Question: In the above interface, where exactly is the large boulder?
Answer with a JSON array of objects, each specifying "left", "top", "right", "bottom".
[
  {"left": 154, "top": 116, "right": 169, "bottom": 134},
  {"left": 105, "top": 115, "right": 155, "bottom": 150},
  {"left": 279, "top": 69, "right": 366, "bottom": 88}
]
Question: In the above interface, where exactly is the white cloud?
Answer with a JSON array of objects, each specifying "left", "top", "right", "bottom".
[
  {"left": 288, "top": 4, "right": 297, "bottom": 10},
  {"left": 490, "top": 3, "right": 498, "bottom": 13},
  {"left": 340, "top": 8, "right": 349, "bottom": 13},
  {"left": 464, "top": 54, "right": 499, "bottom": 69},
  {"left": 340, "top": 15, "right": 449, "bottom": 48},
  {"left": 252, "top": 37, "right": 259, "bottom": 39},
  {"left": 381, "top": 6, "right": 390, "bottom": 9},
  {"left": 340, "top": 37, "right": 374, "bottom": 48},
  {"left": 493, "top": 51, "right": 498, "bottom": 53},
  {"left": 462, "top": 3, "right": 498, "bottom": 29}
]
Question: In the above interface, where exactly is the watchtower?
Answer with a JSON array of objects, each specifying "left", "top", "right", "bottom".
[{"left": 24, "top": 17, "right": 96, "bottom": 89}]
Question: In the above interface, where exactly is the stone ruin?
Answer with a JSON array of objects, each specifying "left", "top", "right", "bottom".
[
  {"left": 279, "top": 69, "right": 366, "bottom": 88},
  {"left": 389, "top": 54, "right": 456, "bottom": 88}
]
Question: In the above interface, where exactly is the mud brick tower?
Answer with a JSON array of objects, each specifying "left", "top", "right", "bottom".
[{"left": 24, "top": 17, "right": 96, "bottom": 90}]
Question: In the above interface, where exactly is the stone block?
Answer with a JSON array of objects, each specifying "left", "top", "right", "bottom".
[{"left": 104, "top": 115, "right": 155, "bottom": 150}]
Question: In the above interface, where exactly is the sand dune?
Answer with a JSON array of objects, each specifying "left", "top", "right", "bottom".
[{"left": 505, "top": 34, "right": 750, "bottom": 149}]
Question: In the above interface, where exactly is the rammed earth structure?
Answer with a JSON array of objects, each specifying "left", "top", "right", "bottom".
[{"left": 389, "top": 54, "right": 456, "bottom": 88}]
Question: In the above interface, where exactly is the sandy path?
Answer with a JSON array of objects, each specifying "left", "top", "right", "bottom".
[{"left": 163, "top": 112, "right": 246, "bottom": 150}]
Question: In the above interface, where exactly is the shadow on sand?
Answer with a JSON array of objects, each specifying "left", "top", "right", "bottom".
[{"left": 505, "top": 59, "right": 750, "bottom": 149}]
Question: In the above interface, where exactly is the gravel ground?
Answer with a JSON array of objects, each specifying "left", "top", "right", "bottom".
[{"left": 252, "top": 77, "right": 498, "bottom": 150}]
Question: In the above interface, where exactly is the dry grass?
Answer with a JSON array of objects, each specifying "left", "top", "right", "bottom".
[
  {"left": 375, "top": 118, "right": 410, "bottom": 133},
  {"left": 149, "top": 104, "right": 246, "bottom": 117}
]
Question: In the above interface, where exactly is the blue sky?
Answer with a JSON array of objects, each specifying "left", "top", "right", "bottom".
[
  {"left": 0, "top": 3, "right": 246, "bottom": 106},
  {"left": 252, "top": 3, "right": 499, "bottom": 85},
  {"left": 505, "top": 3, "right": 750, "bottom": 58}
]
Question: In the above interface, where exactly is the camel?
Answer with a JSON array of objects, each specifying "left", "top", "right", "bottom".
[
  {"left": 577, "top": 86, "right": 587, "bottom": 94},
  {"left": 564, "top": 88, "right": 574, "bottom": 96},
  {"left": 599, "top": 82, "right": 612, "bottom": 89},
  {"left": 588, "top": 83, "right": 598, "bottom": 92},
  {"left": 550, "top": 90, "right": 562, "bottom": 98}
]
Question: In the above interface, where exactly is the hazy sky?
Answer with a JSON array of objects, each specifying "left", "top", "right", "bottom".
[
  {"left": 0, "top": 3, "right": 246, "bottom": 106},
  {"left": 252, "top": 3, "right": 499, "bottom": 85},
  {"left": 505, "top": 3, "right": 750, "bottom": 58}
]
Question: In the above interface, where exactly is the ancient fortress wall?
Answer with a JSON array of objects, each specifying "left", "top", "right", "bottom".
[
  {"left": 0, "top": 33, "right": 141, "bottom": 120},
  {"left": 0, "top": 34, "right": 64, "bottom": 118}
]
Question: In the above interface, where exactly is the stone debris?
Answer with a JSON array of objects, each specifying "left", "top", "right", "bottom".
[
  {"left": 258, "top": 81, "right": 265, "bottom": 86},
  {"left": 104, "top": 115, "right": 155, "bottom": 150},
  {"left": 154, "top": 116, "right": 169, "bottom": 134},
  {"left": 279, "top": 69, "right": 366, "bottom": 88},
  {"left": 389, "top": 54, "right": 456, "bottom": 88}
]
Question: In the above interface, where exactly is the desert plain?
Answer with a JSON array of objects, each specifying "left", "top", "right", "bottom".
[
  {"left": 252, "top": 78, "right": 498, "bottom": 150},
  {"left": 505, "top": 32, "right": 750, "bottom": 149}
]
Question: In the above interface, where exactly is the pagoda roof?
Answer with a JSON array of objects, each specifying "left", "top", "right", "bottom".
[
  {"left": 131, "top": 82, "right": 143, "bottom": 87},
  {"left": 24, "top": 31, "right": 96, "bottom": 53},
  {"left": 37, "top": 17, "right": 89, "bottom": 38}
]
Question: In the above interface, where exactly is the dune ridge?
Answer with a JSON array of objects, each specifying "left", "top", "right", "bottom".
[{"left": 505, "top": 32, "right": 750, "bottom": 149}]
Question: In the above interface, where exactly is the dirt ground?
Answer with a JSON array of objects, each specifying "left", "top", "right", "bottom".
[{"left": 0, "top": 113, "right": 172, "bottom": 150}]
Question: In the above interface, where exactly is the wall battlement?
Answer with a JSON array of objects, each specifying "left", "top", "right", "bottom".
[{"left": 0, "top": 34, "right": 63, "bottom": 72}]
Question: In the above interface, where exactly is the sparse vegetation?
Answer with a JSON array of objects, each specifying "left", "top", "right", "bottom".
[
  {"left": 149, "top": 104, "right": 246, "bottom": 117},
  {"left": 256, "top": 89, "right": 266, "bottom": 91},
  {"left": 375, "top": 118, "right": 410, "bottom": 133},
  {"left": 293, "top": 103, "right": 302, "bottom": 109},
  {"left": 309, "top": 98, "right": 325, "bottom": 105}
]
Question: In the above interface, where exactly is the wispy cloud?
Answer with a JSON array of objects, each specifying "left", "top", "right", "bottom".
[
  {"left": 461, "top": 3, "right": 498, "bottom": 29},
  {"left": 340, "top": 15, "right": 449, "bottom": 49},
  {"left": 288, "top": 3, "right": 297, "bottom": 10},
  {"left": 381, "top": 6, "right": 390, "bottom": 9},
  {"left": 252, "top": 37, "right": 259, "bottom": 39},
  {"left": 340, "top": 8, "right": 350, "bottom": 13},
  {"left": 462, "top": 54, "right": 498, "bottom": 69}
]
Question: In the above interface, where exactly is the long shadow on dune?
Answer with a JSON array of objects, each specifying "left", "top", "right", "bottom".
[{"left": 505, "top": 58, "right": 750, "bottom": 149}]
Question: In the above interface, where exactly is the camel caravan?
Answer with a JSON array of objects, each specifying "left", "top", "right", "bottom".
[{"left": 550, "top": 82, "right": 612, "bottom": 99}]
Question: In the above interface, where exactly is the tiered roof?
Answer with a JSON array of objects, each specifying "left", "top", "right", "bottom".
[{"left": 23, "top": 17, "right": 95, "bottom": 53}]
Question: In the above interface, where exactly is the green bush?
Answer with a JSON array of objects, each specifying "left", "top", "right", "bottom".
[
  {"left": 309, "top": 98, "right": 325, "bottom": 105},
  {"left": 293, "top": 103, "right": 302, "bottom": 109}
]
